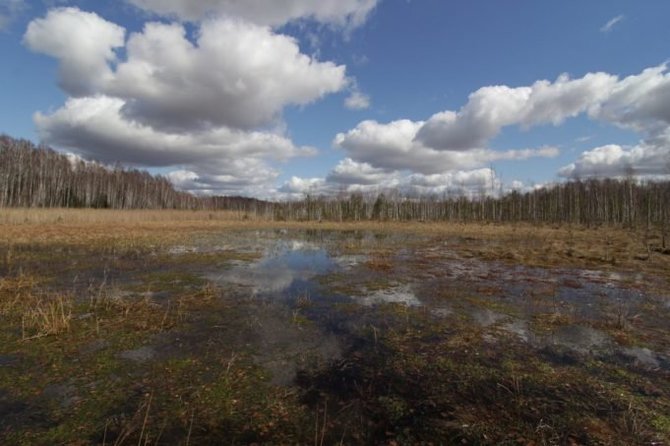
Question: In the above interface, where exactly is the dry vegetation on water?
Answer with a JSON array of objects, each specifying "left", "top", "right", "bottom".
[{"left": 1, "top": 208, "right": 669, "bottom": 444}]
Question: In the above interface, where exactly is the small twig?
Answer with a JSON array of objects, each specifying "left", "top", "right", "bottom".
[
  {"left": 20, "top": 331, "right": 49, "bottom": 342},
  {"left": 338, "top": 426, "right": 347, "bottom": 446},
  {"left": 159, "top": 302, "right": 171, "bottom": 331},
  {"left": 137, "top": 393, "right": 152, "bottom": 446},
  {"left": 319, "top": 399, "right": 328, "bottom": 446},
  {"left": 102, "top": 419, "right": 109, "bottom": 446},
  {"left": 225, "top": 353, "right": 237, "bottom": 376},
  {"left": 186, "top": 408, "right": 195, "bottom": 446},
  {"left": 314, "top": 405, "right": 319, "bottom": 446},
  {"left": 154, "top": 419, "right": 167, "bottom": 445}
]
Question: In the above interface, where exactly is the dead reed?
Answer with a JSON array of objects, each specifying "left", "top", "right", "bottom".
[{"left": 0, "top": 277, "right": 73, "bottom": 340}]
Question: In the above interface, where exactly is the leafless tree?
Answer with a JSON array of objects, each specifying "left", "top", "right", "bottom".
[{"left": 2, "top": 134, "right": 669, "bottom": 233}]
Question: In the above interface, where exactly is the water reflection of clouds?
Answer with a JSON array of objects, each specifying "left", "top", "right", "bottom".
[
  {"left": 196, "top": 234, "right": 670, "bottom": 370},
  {"left": 497, "top": 317, "right": 611, "bottom": 354},
  {"left": 622, "top": 347, "right": 660, "bottom": 369},
  {"left": 470, "top": 308, "right": 507, "bottom": 327},
  {"left": 547, "top": 325, "right": 611, "bottom": 354},
  {"left": 332, "top": 254, "right": 368, "bottom": 269},
  {"left": 221, "top": 264, "right": 298, "bottom": 295},
  {"left": 210, "top": 241, "right": 335, "bottom": 296},
  {"left": 210, "top": 238, "right": 420, "bottom": 307},
  {"left": 357, "top": 285, "right": 421, "bottom": 307}
]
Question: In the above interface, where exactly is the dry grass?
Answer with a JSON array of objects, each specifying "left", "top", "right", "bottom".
[
  {"left": 0, "top": 275, "right": 38, "bottom": 315},
  {"left": 0, "top": 276, "right": 73, "bottom": 339},
  {"left": 0, "top": 208, "right": 253, "bottom": 225},
  {"left": 87, "top": 284, "right": 216, "bottom": 336},
  {"left": 1, "top": 208, "right": 668, "bottom": 277},
  {"left": 0, "top": 266, "right": 222, "bottom": 345},
  {"left": 21, "top": 293, "right": 73, "bottom": 340}
]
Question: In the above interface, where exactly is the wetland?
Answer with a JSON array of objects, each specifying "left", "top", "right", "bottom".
[{"left": 1, "top": 215, "right": 669, "bottom": 445}]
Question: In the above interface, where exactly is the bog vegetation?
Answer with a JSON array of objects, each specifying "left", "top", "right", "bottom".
[{"left": 2, "top": 134, "right": 669, "bottom": 232}]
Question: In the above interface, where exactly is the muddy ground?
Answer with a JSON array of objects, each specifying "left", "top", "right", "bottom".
[{"left": 1, "top": 226, "right": 669, "bottom": 445}]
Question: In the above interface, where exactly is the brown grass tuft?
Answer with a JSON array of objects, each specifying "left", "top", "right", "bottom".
[
  {"left": 21, "top": 293, "right": 73, "bottom": 340},
  {"left": 0, "top": 276, "right": 74, "bottom": 340}
]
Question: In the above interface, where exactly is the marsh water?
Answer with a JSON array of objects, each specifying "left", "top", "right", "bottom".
[
  {"left": 2, "top": 229, "right": 669, "bottom": 444},
  {"left": 188, "top": 230, "right": 669, "bottom": 374}
]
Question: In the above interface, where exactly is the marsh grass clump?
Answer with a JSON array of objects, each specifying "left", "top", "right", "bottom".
[
  {"left": 0, "top": 275, "right": 73, "bottom": 340},
  {"left": 20, "top": 293, "right": 73, "bottom": 340}
]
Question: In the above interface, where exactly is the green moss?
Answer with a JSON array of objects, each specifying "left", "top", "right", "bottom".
[{"left": 652, "top": 415, "right": 670, "bottom": 434}]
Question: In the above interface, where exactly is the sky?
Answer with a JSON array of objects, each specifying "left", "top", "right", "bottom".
[{"left": 1, "top": 0, "right": 670, "bottom": 199}]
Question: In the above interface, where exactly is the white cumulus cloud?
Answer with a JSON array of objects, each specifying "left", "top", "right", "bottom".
[
  {"left": 561, "top": 65, "right": 670, "bottom": 179},
  {"left": 34, "top": 95, "right": 315, "bottom": 196},
  {"left": 559, "top": 139, "right": 670, "bottom": 179},
  {"left": 34, "top": 96, "right": 313, "bottom": 165},
  {"left": 279, "top": 176, "right": 327, "bottom": 195},
  {"left": 23, "top": 6, "right": 670, "bottom": 197},
  {"left": 334, "top": 119, "right": 558, "bottom": 175},
  {"left": 415, "top": 72, "right": 617, "bottom": 151},
  {"left": 589, "top": 64, "right": 670, "bottom": 132},
  {"left": 125, "top": 0, "right": 379, "bottom": 29},
  {"left": 166, "top": 158, "right": 283, "bottom": 197},
  {"left": 24, "top": 7, "right": 347, "bottom": 196},
  {"left": 23, "top": 7, "right": 125, "bottom": 96},
  {"left": 327, "top": 158, "right": 392, "bottom": 185},
  {"left": 345, "top": 90, "right": 371, "bottom": 110},
  {"left": 338, "top": 64, "right": 670, "bottom": 186},
  {"left": 108, "top": 19, "right": 347, "bottom": 131},
  {"left": 278, "top": 162, "right": 504, "bottom": 200},
  {"left": 25, "top": 9, "right": 347, "bottom": 132}
]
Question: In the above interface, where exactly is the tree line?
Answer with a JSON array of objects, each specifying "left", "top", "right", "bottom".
[
  {"left": 1, "top": 134, "right": 668, "bottom": 234},
  {"left": 275, "top": 180, "right": 668, "bottom": 229},
  {"left": 0, "top": 135, "right": 204, "bottom": 209}
]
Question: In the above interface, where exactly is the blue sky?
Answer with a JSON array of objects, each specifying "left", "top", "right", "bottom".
[{"left": 1, "top": 1, "right": 670, "bottom": 198}]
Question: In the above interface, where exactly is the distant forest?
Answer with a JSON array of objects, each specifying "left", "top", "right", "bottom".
[
  {"left": 0, "top": 135, "right": 260, "bottom": 211},
  {"left": 1, "top": 135, "right": 669, "bottom": 232}
]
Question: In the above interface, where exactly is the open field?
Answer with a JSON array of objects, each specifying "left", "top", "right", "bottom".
[
  {"left": 1, "top": 209, "right": 669, "bottom": 444},
  {"left": 3, "top": 208, "right": 669, "bottom": 274}
]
